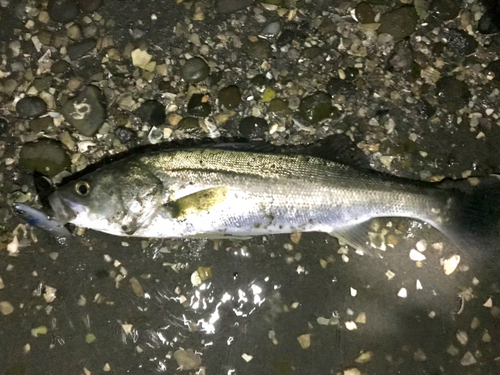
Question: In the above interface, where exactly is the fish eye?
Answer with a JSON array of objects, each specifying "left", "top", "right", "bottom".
[{"left": 75, "top": 181, "right": 90, "bottom": 196}]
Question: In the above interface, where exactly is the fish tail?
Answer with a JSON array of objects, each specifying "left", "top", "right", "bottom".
[{"left": 437, "top": 176, "right": 500, "bottom": 265}]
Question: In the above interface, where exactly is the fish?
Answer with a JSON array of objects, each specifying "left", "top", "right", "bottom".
[
  {"left": 46, "top": 141, "right": 500, "bottom": 260},
  {"left": 12, "top": 202, "right": 72, "bottom": 237}
]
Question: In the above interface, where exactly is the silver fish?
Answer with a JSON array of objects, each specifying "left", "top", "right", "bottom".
[
  {"left": 12, "top": 202, "right": 71, "bottom": 237},
  {"left": 47, "top": 146, "right": 500, "bottom": 257}
]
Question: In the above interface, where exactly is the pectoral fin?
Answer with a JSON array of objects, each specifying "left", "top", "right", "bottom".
[{"left": 167, "top": 186, "right": 229, "bottom": 219}]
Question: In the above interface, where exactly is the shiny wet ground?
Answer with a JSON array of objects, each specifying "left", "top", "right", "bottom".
[{"left": 2, "top": 219, "right": 499, "bottom": 374}]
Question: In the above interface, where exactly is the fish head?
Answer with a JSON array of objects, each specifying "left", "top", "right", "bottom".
[{"left": 49, "top": 161, "right": 164, "bottom": 236}]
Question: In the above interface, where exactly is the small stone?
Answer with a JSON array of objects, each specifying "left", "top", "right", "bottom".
[
  {"left": 239, "top": 116, "right": 268, "bottom": 138},
  {"left": 326, "top": 78, "right": 356, "bottom": 96},
  {"left": 130, "top": 277, "right": 144, "bottom": 297},
  {"left": 67, "top": 39, "right": 96, "bottom": 60},
  {"left": 181, "top": 57, "right": 210, "bottom": 83},
  {"left": 378, "top": 6, "right": 418, "bottom": 41},
  {"left": 262, "top": 21, "right": 281, "bottom": 37},
  {"left": 410, "top": 249, "right": 426, "bottom": 261},
  {"left": 33, "top": 77, "right": 53, "bottom": 92},
  {"left": 442, "top": 254, "right": 460, "bottom": 275},
  {"left": 429, "top": 0, "right": 459, "bottom": 21},
  {"left": 456, "top": 330, "right": 468, "bottom": 346},
  {"left": 460, "top": 351, "right": 476, "bottom": 366},
  {"left": 245, "top": 39, "right": 272, "bottom": 60},
  {"left": 178, "top": 117, "right": 201, "bottom": 133},
  {"left": 115, "top": 127, "right": 135, "bottom": 143},
  {"left": 135, "top": 100, "right": 166, "bottom": 126},
  {"left": 435, "top": 76, "right": 470, "bottom": 113},
  {"left": 355, "top": 351, "right": 373, "bottom": 363},
  {"left": 355, "top": 2, "right": 376, "bottom": 24},
  {"left": 486, "top": 60, "right": 500, "bottom": 82},
  {"left": 30, "top": 116, "right": 53, "bottom": 132},
  {"left": 67, "top": 24, "right": 82, "bottom": 40},
  {"left": 61, "top": 85, "right": 107, "bottom": 136},
  {"left": 398, "top": 288, "right": 407, "bottom": 298},
  {"left": 215, "top": 0, "right": 254, "bottom": 14},
  {"left": 77, "top": 0, "right": 102, "bottom": 13},
  {"left": 48, "top": 0, "right": 80, "bottom": 23},
  {"left": 37, "top": 30, "right": 53, "bottom": 45},
  {"left": 299, "top": 92, "right": 334, "bottom": 123},
  {"left": 85, "top": 333, "right": 96, "bottom": 343},
  {"left": 218, "top": 86, "right": 241, "bottom": 109},
  {"left": 268, "top": 98, "right": 290, "bottom": 113},
  {"left": 388, "top": 39, "right": 414, "bottom": 72},
  {"left": 444, "top": 29, "right": 478, "bottom": 56},
  {"left": 51, "top": 60, "right": 70, "bottom": 74},
  {"left": 277, "top": 29, "right": 295, "bottom": 46},
  {"left": 16, "top": 97, "right": 47, "bottom": 118},
  {"left": 345, "top": 321, "right": 357, "bottom": 330},
  {"left": 0, "top": 301, "right": 14, "bottom": 315},
  {"left": 131, "top": 49, "right": 153, "bottom": 69},
  {"left": 343, "top": 368, "right": 361, "bottom": 375},
  {"left": 262, "top": 87, "right": 276, "bottom": 102},
  {"left": 302, "top": 46, "right": 322, "bottom": 60},
  {"left": 187, "top": 94, "right": 211, "bottom": 117},
  {"left": 173, "top": 349, "right": 202, "bottom": 370},
  {"left": 297, "top": 334, "right": 311, "bottom": 349},
  {"left": 19, "top": 139, "right": 71, "bottom": 177}
]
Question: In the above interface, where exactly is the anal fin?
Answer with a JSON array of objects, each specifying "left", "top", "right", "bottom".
[{"left": 329, "top": 220, "right": 384, "bottom": 257}]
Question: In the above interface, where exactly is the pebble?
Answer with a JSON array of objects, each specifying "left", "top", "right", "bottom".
[
  {"left": 429, "top": 0, "right": 459, "bottom": 21},
  {"left": 30, "top": 116, "right": 53, "bottom": 132},
  {"left": 33, "top": 77, "right": 53, "bottom": 92},
  {"left": 326, "top": 78, "right": 356, "bottom": 96},
  {"left": 61, "top": 85, "right": 107, "bottom": 136},
  {"left": 0, "top": 116, "right": 8, "bottom": 135},
  {"left": 355, "top": 2, "right": 376, "bottom": 24},
  {"left": 181, "top": 57, "right": 210, "bottom": 83},
  {"left": 486, "top": 60, "right": 500, "bottom": 82},
  {"left": 435, "top": 76, "right": 470, "bottom": 113},
  {"left": 67, "top": 39, "right": 97, "bottom": 60},
  {"left": 277, "top": 29, "right": 294, "bottom": 46},
  {"left": 187, "top": 94, "right": 211, "bottom": 117},
  {"left": 268, "top": 98, "right": 290, "bottom": 113},
  {"left": 444, "top": 29, "right": 478, "bottom": 56},
  {"left": 0, "top": 301, "right": 14, "bottom": 315},
  {"left": 218, "top": 85, "right": 241, "bottom": 109},
  {"left": 67, "top": 24, "right": 83, "bottom": 40},
  {"left": 388, "top": 39, "right": 414, "bottom": 72},
  {"left": 16, "top": 97, "right": 47, "bottom": 118},
  {"left": 173, "top": 349, "right": 202, "bottom": 370},
  {"left": 378, "top": 6, "right": 418, "bottom": 41},
  {"left": 115, "top": 127, "right": 136, "bottom": 143},
  {"left": 239, "top": 116, "right": 268, "bottom": 138},
  {"left": 135, "top": 100, "right": 166, "bottom": 126},
  {"left": 19, "top": 139, "right": 71, "bottom": 177},
  {"left": 51, "top": 60, "right": 70, "bottom": 74},
  {"left": 47, "top": 0, "right": 80, "bottom": 23},
  {"left": 215, "top": 0, "right": 254, "bottom": 14},
  {"left": 77, "top": 0, "right": 102, "bottom": 13},
  {"left": 299, "top": 92, "right": 335, "bottom": 123},
  {"left": 262, "top": 21, "right": 281, "bottom": 37},
  {"left": 246, "top": 39, "right": 272, "bottom": 60},
  {"left": 178, "top": 117, "right": 202, "bottom": 133},
  {"left": 37, "top": 30, "right": 53, "bottom": 45}
]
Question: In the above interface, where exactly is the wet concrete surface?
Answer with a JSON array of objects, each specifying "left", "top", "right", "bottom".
[{"left": 1, "top": 0, "right": 500, "bottom": 374}]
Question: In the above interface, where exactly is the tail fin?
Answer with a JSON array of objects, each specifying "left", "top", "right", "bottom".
[{"left": 437, "top": 176, "right": 500, "bottom": 266}]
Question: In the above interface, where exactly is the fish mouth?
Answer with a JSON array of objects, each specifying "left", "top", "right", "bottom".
[{"left": 48, "top": 192, "right": 78, "bottom": 223}]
